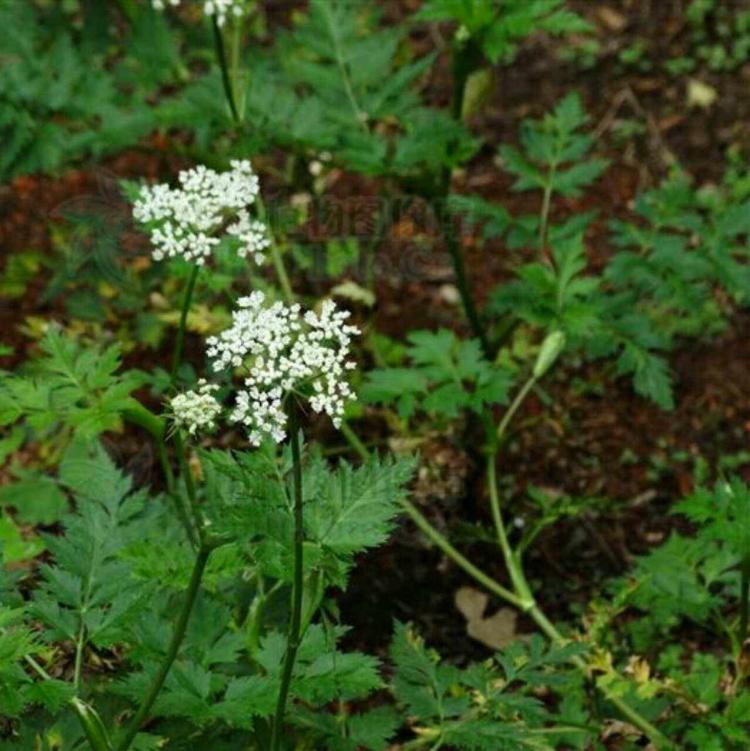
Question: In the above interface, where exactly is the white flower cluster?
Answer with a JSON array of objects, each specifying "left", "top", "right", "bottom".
[
  {"left": 227, "top": 210, "right": 271, "bottom": 261},
  {"left": 170, "top": 380, "right": 222, "bottom": 436},
  {"left": 206, "top": 292, "right": 359, "bottom": 446},
  {"left": 133, "top": 160, "right": 269, "bottom": 265},
  {"left": 151, "top": 0, "right": 244, "bottom": 27}
]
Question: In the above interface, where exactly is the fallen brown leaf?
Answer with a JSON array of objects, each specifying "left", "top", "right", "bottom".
[{"left": 454, "top": 586, "right": 527, "bottom": 650}]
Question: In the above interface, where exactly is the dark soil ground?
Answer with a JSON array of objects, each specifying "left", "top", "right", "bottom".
[{"left": 2, "top": 0, "right": 750, "bottom": 681}]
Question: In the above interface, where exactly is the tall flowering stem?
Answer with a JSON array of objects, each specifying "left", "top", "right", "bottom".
[
  {"left": 443, "top": 229, "right": 491, "bottom": 359},
  {"left": 208, "top": 17, "right": 298, "bottom": 303},
  {"left": 200, "top": 294, "right": 358, "bottom": 740},
  {"left": 115, "top": 542, "right": 215, "bottom": 751},
  {"left": 270, "top": 399, "right": 305, "bottom": 750},
  {"left": 170, "top": 264, "right": 201, "bottom": 388},
  {"left": 131, "top": 151, "right": 359, "bottom": 743},
  {"left": 212, "top": 15, "right": 240, "bottom": 122},
  {"left": 437, "top": 41, "right": 491, "bottom": 359}
]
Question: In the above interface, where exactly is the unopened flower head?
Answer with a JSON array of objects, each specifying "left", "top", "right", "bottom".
[
  {"left": 133, "top": 160, "right": 269, "bottom": 265},
  {"left": 206, "top": 293, "right": 359, "bottom": 446},
  {"left": 151, "top": 0, "right": 244, "bottom": 27},
  {"left": 170, "top": 379, "right": 222, "bottom": 436}
]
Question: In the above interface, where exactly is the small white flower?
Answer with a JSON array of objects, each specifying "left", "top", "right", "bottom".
[
  {"left": 203, "top": 0, "right": 244, "bottom": 26},
  {"left": 171, "top": 379, "right": 222, "bottom": 436},
  {"left": 133, "top": 160, "right": 266, "bottom": 266},
  {"left": 151, "top": 0, "right": 243, "bottom": 26},
  {"left": 206, "top": 293, "right": 359, "bottom": 446},
  {"left": 227, "top": 209, "right": 271, "bottom": 264}
]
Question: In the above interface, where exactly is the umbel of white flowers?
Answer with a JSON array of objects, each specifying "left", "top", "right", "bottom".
[
  {"left": 151, "top": 0, "right": 244, "bottom": 27},
  {"left": 171, "top": 294, "right": 359, "bottom": 446},
  {"left": 171, "top": 380, "right": 222, "bottom": 435},
  {"left": 133, "top": 160, "right": 269, "bottom": 265}
]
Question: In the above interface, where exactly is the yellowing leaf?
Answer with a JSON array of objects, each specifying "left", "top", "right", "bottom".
[
  {"left": 331, "top": 280, "right": 375, "bottom": 308},
  {"left": 687, "top": 78, "right": 717, "bottom": 109}
]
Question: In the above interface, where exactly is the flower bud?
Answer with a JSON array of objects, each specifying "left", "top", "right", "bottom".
[
  {"left": 533, "top": 330, "right": 566, "bottom": 379},
  {"left": 71, "top": 698, "right": 113, "bottom": 751}
]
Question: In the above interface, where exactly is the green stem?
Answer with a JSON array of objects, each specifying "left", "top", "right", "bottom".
[
  {"left": 157, "top": 440, "right": 174, "bottom": 497},
  {"left": 486, "top": 454, "right": 533, "bottom": 605},
  {"left": 212, "top": 16, "right": 240, "bottom": 123},
  {"left": 538, "top": 181, "right": 553, "bottom": 254},
  {"left": 342, "top": 416, "right": 672, "bottom": 748},
  {"left": 740, "top": 559, "right": 750, "bottom": 644},
  {"left": 170, "top": 264, "right": 200, "bottom": 389},
  {"left": 23, "top": 654, "right": 50, "bottom": 681},
  {"left": 496, "top": 375, "right": 537, "bottom": 443},
  {"left": 123, "top": 405, "right": 196, "bottom": 546},
  {"left": 211, "top": 10, "right": 296, "bottom": 307},
  {"left": 271, "top": 238, "right": 294, "bottom": 304},
  {"left": 318, "top": 2, "right": 368, "bottom": 129},
  {"left": 229, "top": 16, "right": 243, "bottom": 120},
  {"left": 73, "top": 538, "right": 99, "bottom": 693},
  {"left": 407, "top": 484, "right": 673, "bottom": 747},
  {"left": 340, "top": 421, "right": 370, "bottom": 462},
  {"left": 532, "top": 596, "right": 672, "bottom": 750},
  {"left": 157, "top": 438, "right": 197, "bottom": 546},
  {"left": 399, "top": 497, "right": 525, "bottom": 610},
  {"left": 270, "top": 402, "right": 305, "bottom": 750},
  {"left": 117, "top": 0, "right": 137, "bottom": 23},
  {"left": 174, "top": 431, "right": 204, "bottom": 544},
  {"left": 440, "top": 41, "right": 490, "bottom": 358},
  {"left": 486, "top": 372, "right": 539, "bottom": 578},
  {"left": 256, "top": 193, "right": 295, "bottom": 303},
  {"left": 486, "top": 409, "right": 673, "bottom": 749},
  {"left": 73, "top": 620, "right": 86, "bottom": 693},
  {"left": 116, "top": 544, "right": 213, "bottom": 751},
  {"left": 444, "top": 229, "right": 491, "bottom": 359}
]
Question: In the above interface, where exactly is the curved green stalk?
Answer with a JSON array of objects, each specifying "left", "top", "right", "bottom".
[
  {"left": 485, "top": 391, "right": 673, "bottom": 749},
  {"left": 399, "top": 496, "right": 525, "bottom": 610},
  {"left": 486, "top": 456, "right": 533, "bottom": 605},
  {"left": 496, "top": 374, "right": 537, "bottom": 443},
  {"left": 271, "top": 402, "right": 305, "bottom": 749},
  {"left": 115, "top": 544, "right": 214, "bottom": 751},
  {"left": 340, "top": 414, "right": 673, "bottom": 748}
]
